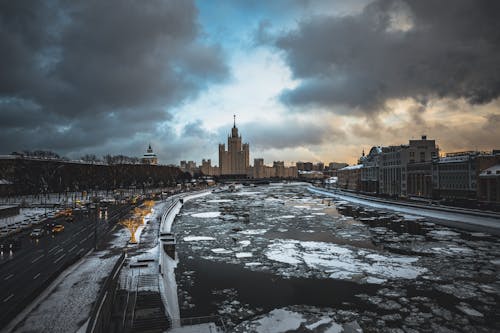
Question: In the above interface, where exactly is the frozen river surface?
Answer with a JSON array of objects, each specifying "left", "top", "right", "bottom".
[{"left": 173, "top": 183, "right": 500, "bottom": 332}]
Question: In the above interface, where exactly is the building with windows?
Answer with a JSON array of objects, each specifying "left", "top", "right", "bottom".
[
  {"left": 360, "top": 146, "right": 382, "bottom": 194},
  {"left": 141, "top": 144, "right": 158, "bottom": 165},
  {"left": 197, "top": 117, "right": 297, "bottom": 179},
  {"left": 337, "top": 164, "right": 362, "bottom": 191},
  {"left": 380, "top": 136, "right": 438, "bottom": 197},
  {"left": 478, "top": 164, "right": 500, "bottom": 203},
  {"left": 218, "top": 116, "right": 250, "bottom": 176}
]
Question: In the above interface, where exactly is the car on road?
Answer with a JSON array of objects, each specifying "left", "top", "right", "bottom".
[
  {"left": 65, "top": 215, "right": 74, "bottom": 222},
  {"left": 52, "top": 224, "right": 64, "bottom": 233},
  {"left": 30, "top": 228, "right": 44, "bottom": 238}
]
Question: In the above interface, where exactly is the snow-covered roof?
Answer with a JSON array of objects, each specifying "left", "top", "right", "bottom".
[
  {"left": 479, "top": 164, "right": 500, "bottom": 177},
  {"left": 438, "top": 155, "right": 471, "bottom": 163},
  {"left": 339, "top": 164, "right": 363, "bottom": 171}
]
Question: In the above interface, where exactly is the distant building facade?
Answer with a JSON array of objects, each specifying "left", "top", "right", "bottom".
[
  {"left": 380, "top": 136, "right": 438, "bottom": 197},
  {"left": 337, "top": 164, "right": 362, "bottom": 191},
  {"left": 197, "top": 117, "right": 297, "bottom": 179},
  {"left": 219, "top": 117, "right": 250, "bottom": 175},
  {"left": 141, "top": 144, "right": 158, "bottom": 165},
  {"left": 360, "top": 147, "right": 382, "bottom": 194},
  {"left": 478, "top": 164, "right": 500, "bottom": 203}
]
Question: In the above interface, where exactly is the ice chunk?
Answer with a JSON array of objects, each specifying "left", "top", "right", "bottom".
[
  {"left": 245, "top": 262, "right": 262, "bottom": 267},
  {"left": 255, "top": 309, "right": 305, "bottom": 333},
  {"left": 456, "top": 303, "right": 484, "bottom": 317},
  {"left": 306, "top": 317, "right": 332, "bottom": 330},
  {"left": 324, "top": 323, "right": 344, "bottom": 333},
  {"left": 211, "top": 248, "right": 233, "bottom": 254},
  {"left": 240, "top": 229, "right": 268, "bottom": 235},
  {"left": 183, "top": 236, "right": 216, "bottom": 242},
  {"left": 191, "top": 212, "right": 221, "bottom": 218},
  {"left": 235, "top": 252, "right": 253, "bottom": 258}
]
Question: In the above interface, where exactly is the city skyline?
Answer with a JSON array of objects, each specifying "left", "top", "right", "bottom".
[{"left": 1, "top": 1, "right": 500, "bottom": 165}]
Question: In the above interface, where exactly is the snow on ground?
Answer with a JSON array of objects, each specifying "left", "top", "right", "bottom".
[
  {"left": 12, "top": 229, "right": 129, "bottom": 333},
  {"left": 0, "top": 208, "right": 56, "bottom": 228}
]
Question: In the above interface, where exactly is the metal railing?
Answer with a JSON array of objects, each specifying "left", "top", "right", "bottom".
[
  {"left": 170, "top": 316, "right": 227, "bottom": 332},
  {"left": 86, "top": 251, "right": 126, "bottom": 333}
]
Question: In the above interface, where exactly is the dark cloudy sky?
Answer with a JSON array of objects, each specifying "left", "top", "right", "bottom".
[{"left": 1, "top": 0, "right": 499, "bottom": 165}]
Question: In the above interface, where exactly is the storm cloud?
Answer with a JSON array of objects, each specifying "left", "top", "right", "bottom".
[
  {"left": 0, "top": 0, "right": 228, "bottom": 155},
  {"left": 272, "top": 0, "right": 500, "bottom": 112}
]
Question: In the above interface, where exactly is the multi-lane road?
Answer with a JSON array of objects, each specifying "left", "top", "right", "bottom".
[{"left": 0, "top": 203, "right": 132, "bottom": 329}]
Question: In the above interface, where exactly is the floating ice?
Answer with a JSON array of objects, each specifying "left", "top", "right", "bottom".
[
  {"left": 306, "top": 317, "right": 332, "bottom": 330},
  {"left": 191, "top": 212, "right": 221, "bottom": 218},
  {"left": 265, "top": 239, "right": 426, "bottom": 281},
  {"left": 238, "top": 240, "right": 251, "bottom": 247},
  {"left": 235, "top": 252, "right": 253, "bottom": 258},
  {"left": 279, "top": 215, "right": 295, "bottom": 219},
  {"left": 456, "top": 303, "right": 484, "bottom": 317},
  {"left": 428, "top": 230, "right": 460, "bottom": 237},
  {"left": 240, "top": 229, "right": 268, "bottom": 235},
  {"left": 211, "top": 248, "right": 233, "bottom": 254},
  {"left": 207, "top": 199, "right": 233, "bottom": 203},
  {"left": 183, "top": 236, "right": 216, "bottom": 242},
  {"left": 293, "top": 205, "right": 311, "bottom": 209},
  {"left": 255, "top": 309, "right": 305, "bottom": 333},
  {"left": 245, "top": 262, "right": 262, "bottom": 266}
]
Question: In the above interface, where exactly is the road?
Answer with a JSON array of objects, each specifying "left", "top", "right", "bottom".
[{"left": 0, "top": 204, "right": 132, "bottom": 329}]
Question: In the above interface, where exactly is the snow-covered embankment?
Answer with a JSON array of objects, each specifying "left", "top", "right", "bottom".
[{"left": 158, "top": 191, "right": 211, "bottom": 326}]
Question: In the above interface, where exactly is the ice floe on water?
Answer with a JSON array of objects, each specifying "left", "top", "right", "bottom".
[
  {"left": 191, "top": 211, "right": 221, "bottom": 218},
  {"left": 238, "top": 240, "right": 251, "bottom": 247},
  {"left": 183, "top": 236, "right": 216, "bottom": 241},
  {"left": 265, "top": 239, "right": 426, "bottom": 281},
  {"left": 174, "top": 184, "right": 500, "bottom": 332},
  {"left": 232, "top": 307, "right": 361, "bottom": 333},
  {"left": 207, "top": 199, "right": 233, "bottom": 203},
  {"left": 212, "top": 248, "right": 233, "bottom": 254},
  {"left": 235, "top": 252, "right": 253, "bottom": 258},
  {"left": 240, "top": 229, "right": 268, "bottom": 235},
  {"left": 428, "top": 229, "right": 461, "bottom": 238}
]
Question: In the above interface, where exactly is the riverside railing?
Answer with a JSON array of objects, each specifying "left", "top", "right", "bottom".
[{"left": 86, "top": 251, "right": 126, "bottom": 333}]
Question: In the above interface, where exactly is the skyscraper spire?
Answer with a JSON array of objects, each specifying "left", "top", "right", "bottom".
[{"left": 233, "top": 114, "right": 236, "bottom": 128}]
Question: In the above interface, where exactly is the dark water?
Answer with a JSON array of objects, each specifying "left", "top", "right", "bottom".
[{"left": 173, "top": 184, "right": 500, "bottom": 332}]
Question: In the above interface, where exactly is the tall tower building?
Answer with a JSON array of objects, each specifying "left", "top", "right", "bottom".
[{"left": 219, "top": 115, "right": 250, "bottom": 175}]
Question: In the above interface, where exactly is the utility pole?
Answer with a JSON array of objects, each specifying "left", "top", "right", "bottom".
[{"left": 94, "top": 202, "right": 99, "bottom": 250}]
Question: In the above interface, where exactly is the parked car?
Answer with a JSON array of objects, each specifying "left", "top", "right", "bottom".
[
  {"left": 52, "top": 224, "right": 65, "bottom": 233},
  {"left": 30, "top": 228, "right": 44, "bottom": 238}
]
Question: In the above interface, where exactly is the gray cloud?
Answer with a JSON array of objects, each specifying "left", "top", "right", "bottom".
[
  {"left": 271, "top": 0, "right": 500, "bottom": 112},
  {"left": 0, "top": 0, "right": 228, "bottom": 156},
  {"left": 236, "top": 119, "right": 345, "bottom": 150}
]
